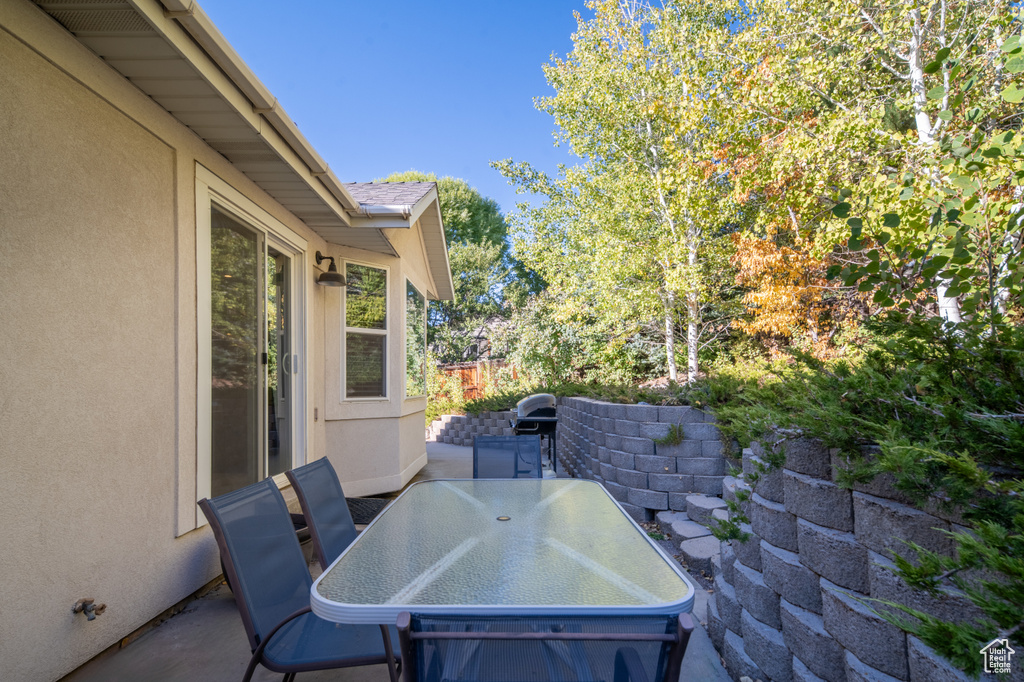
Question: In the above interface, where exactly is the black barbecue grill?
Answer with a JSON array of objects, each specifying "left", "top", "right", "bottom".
[{"left": 511, "top": 393, "right": 558, "bottom": 473}]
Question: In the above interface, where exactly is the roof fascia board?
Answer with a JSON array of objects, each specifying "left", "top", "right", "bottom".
[
  {"left": 424, "top": 196, "right": 455, "bottom": 300},
  {"left": 138, "top": 0, "right": 359, "bottom": 219}
]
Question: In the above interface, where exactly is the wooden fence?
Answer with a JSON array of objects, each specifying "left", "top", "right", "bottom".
[{"left": 438, "top": 360, "right": 513, "bottom": 400}]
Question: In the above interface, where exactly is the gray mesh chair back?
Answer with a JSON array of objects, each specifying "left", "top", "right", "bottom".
[
  {"left": 199, "top": 478, "right": 398, "bottom": 682},
  {"left": 397, "top": 612, "right": 693, "bottom": 682},
  {"left": 285, "top": 458, "right": 358, "bottom": 570},
  {"left": 473, "top": 435, "right": 543, "bottom": 479}
]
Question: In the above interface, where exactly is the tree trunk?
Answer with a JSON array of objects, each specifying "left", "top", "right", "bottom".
[
  {"left": 686, "top": 230, "right": 700, "bottom": 384},
  {"left": 664, "top": 293, "right": 678, "bottom": 382},
  {"left": 908, "top": 4, "right": 962, "bottom": 324}
]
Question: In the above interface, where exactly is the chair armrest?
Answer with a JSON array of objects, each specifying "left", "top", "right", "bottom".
[
  {"left": 614, "top": 647, "right": 649, "bottom": 682},
  {"left": 243, "top": 606, "right": 313, "bottom": 682}
]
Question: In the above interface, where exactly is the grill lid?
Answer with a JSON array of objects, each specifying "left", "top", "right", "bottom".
[{"left": 516, "top": 394, "right": 556, "bottom": 418}]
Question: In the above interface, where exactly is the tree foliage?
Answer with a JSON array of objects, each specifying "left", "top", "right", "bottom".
[
  {"left": 495, "top": 0, "right": 743, "bottom": 383},
  {"left": 379, "top": 171, "right": 520, "bottom": 363}
]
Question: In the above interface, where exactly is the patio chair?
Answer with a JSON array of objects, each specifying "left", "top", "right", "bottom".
[
  {"left": 285, "top": 458, "right": 360, "bottom": 571},
  {"left": 473, "top": 435, "right": 543, "bottom": 479},
  {"left": 396, "top": 612, "right": 694, "bottom": 682},
  {"left": 199, "top": 479, "right": 399, "bottom": 682}
]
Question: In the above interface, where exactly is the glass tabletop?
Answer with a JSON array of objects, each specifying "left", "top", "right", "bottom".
[{"left": 311, "top": 479, "right": 694, "bottom": 624}]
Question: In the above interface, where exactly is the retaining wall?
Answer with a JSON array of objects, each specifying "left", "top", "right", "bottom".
[
  {"left": 707, "top": 438, "right": 981, "bottom": 682},
  {"left": 556, "top": 397, "right": 727, "bottom": 522},
  {"left": 427, "top": 411, "right": 517, "bottom": 445}
]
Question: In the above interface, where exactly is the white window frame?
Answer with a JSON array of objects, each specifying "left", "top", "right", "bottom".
[
  {"left": 342, "top": 259, "right": 389, "bottom": 401},
  {"left": 405, "top": 279, "right": 427, "bottom": 398},
  {"left": 195, "top": 164, "right": 308, "bottom": 506}
]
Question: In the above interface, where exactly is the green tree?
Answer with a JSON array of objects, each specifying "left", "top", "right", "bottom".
[
  {"left": 379, "top": 171, "right": 518, "bottom": 362},
  {"left": 495, "top": 0, "right": 740, "bottom": 383}
]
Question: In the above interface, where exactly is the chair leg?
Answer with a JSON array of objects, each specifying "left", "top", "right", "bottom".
[{"left": 282, "top": 674, "right": 296, "bottom": 682}]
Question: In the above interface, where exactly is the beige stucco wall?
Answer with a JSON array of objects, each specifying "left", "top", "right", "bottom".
[
  {"left": 0, "top": 2, "right": 431, "bottom": 678},
  {"left": 319, "top": 221, "right": 435, "bottom": 496}
]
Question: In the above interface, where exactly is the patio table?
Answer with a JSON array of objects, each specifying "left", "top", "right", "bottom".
[{"left": 310, "top": 479, "right": 695, "bottom": 625}]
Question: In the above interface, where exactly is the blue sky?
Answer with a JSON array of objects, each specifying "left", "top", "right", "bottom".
[{"left": 199, "top": 0, "right": 589, "bottom": 216}]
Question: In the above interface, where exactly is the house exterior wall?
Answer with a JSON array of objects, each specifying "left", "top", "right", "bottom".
[
  {"left": 320, "top": 226, "right": 434, "bottom": 496},
  {"left": 0, "top": 2, "right": 427, "bottom": 678}
]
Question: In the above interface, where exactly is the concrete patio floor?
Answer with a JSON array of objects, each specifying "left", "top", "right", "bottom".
[{"left": 62, "top": 441, "right": 729, "bottom": 682}]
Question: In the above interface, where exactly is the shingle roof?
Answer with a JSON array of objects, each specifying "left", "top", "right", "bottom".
[{"left": 343, "top": 182, "right": 436, "bottom": 207}]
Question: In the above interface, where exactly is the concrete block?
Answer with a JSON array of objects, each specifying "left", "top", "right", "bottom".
[
  {"left": 648, "top": 472, "right": 693, "bottom": 493},
  {"left": 706, "top": 593, "right": 726, "bottom": 652},
  {"left": 784, "top": 470, "right": 854, "bottom": 531},
  {"left": 638, "top": 422, "right": 669, "bottom": 440},
  {"left": 793, "top": 657, "right": 828, "bottom": 682},
  {"left": 627, "top": 487, "right": 668, "bottom": 510},
  {"left": 711, "top": 508, "right": 729, "bottom": 524},
  {"left": 679, "top": 535, "right": 720, "bottom": 577},
  {"left": 733, "top": 561, "right": 781, "bottom": 629},
  {"left": 682, "top": 422, "right": 721, "bottom": 441},
  {"left": 616, "top": 468, "right": 648, "bottom": 489},
  {"left": 597, "top": 446, "right": 612, "bottom": 464},
  {"left": 685, "top": 494, "right": 728, "bottom": 527},
  {"left": 907, "top": 637, "right": 970, "bottom": 682},
  {"left": 781, "top": 437, "right": 833, "bottom": 479},
  {"left": 602, "top": 480, "right": 628, "bottom": 504},
  {"left": 797, "top": 519, "right": 870, "bottom": 593},
  {"left": 676, "top": 457, "right": 727, "bottom": 476},
  {"left": 609, "top": 450, "right": 635, "bottom": 470},
  {"left": 633, "top": 454, "right": 675, "bottom": 473},
  {"left": 741, "top": 608, "right": 792, "bottom": 682},
  {"left": 845, "top": 650, "right": 904, "bottom": 682},
  {"left": 620, "top": 436, "right": 655, "bottom": 456},
  {"left": 658, "top": 405, "right": 703, "bottom": 423},
  {"left": 750, "top": 492, "right": 799, "bottom": 552},
  {"left": 781, "top": 598, "right": 845, "bottom": 682},
  {"left": 732, "top": 523, "right": 762, "bottom": 571},
  {"left": 655, "top": 440, "right": 702, "bottom": 458},
  {"left": 655, "top": 511, "right": 710, "bottom": 542},
  {"left": 822, "top": 578, "right": 909, "bottom": 680},
  {"left": 701, "top": 440, "right": 724, "bottom": 458},
  {"left": 622, "top": 403, "right": 658, "bottom": 422},
  {"left": 614, "top": 418, "right": 640, "bottom": 437},
  {"left": 606, "top": 403, "right": 627, "bottom": 419},
  {"left": 832, "top": 449, "right": 914, "bottom": 504},
  {"left": 853, "top": 492, "right": 954, "bottom": 563},
  {"left": 698, "top": 409, "right": 718, "bottom": 424},
  {"left": 593, "top": 431, "right": 605, "bottom": 447},
  {"left": 723, "top": 628, "right": 766, "bottom": 682},
  {"left": 692, "top": 475, "right": 724, "bottom": 496},
  {"left": 668, "top": 493, "right": 689, "bottom": 511},
  {"left": 761, "top": 541, "right": 823, "bottom": 614},
  {"left": 868, "top": 552, "right": 986, "bottom": 626},
  {"left": 746, "top": 454, "right": 785, "bottom": 504},
  {"left": 720, "top": 541, "right": 736, "bottom": 584},
  {"left": 722, "top": 474, "right": 751, "bottom": 505},
  {"left": 604, "top": 433, "right": 622, "bottom": 451},
  {"left": 598, "top": 462, "right": 617, "bottom": 483},
  {"left": 714, "top": 571, "right": 742, "bottom": 633},
  {"left": 617, "top": 500, "right": 652, "bottom": 524}
]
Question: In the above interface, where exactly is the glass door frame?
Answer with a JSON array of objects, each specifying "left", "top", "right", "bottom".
[{"left": 195, "top": 165, "right": 308, "bottom": 511}]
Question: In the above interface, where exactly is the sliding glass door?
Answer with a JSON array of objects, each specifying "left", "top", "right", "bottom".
[{"left": 210, "top": 208, "right": 295, "bottom": 497}]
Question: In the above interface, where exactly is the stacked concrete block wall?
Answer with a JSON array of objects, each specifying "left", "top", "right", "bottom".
[
  {"left": 556, "top": 397, "right": 727, "bottom": 522},
  {"left": 426, "top": 411, "right": 515, "bottom": 446},
  {"left": 705, "top": 437, "right": 978, "bottom": 682}
]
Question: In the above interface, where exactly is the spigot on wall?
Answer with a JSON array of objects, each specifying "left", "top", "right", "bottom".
[{"left": 72, "top": 599, "right": 106, "bottom": 621}]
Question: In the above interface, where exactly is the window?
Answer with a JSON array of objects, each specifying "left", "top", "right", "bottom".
[
  {"left": 345, "top": 263, "right": 387, "bottom": 398},
  {"left": 406, "top": 281, "right": 426, "bottom": 397}
]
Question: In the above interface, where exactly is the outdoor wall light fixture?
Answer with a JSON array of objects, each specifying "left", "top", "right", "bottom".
[{"left": 315, "top": 251, "right": 345, "bottom": 287}]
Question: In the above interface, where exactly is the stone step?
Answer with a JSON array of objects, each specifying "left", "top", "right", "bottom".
[
  {"left": 654, "top": 511, "right": 713, "bottom": 545},
  {"left": 685, "top": 494, "right": 728, "bottom": 527},
  {"left": 678, "top": 534, "right": 720, "bottom": 578}
]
